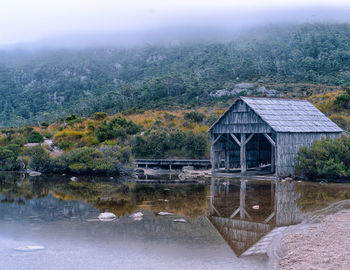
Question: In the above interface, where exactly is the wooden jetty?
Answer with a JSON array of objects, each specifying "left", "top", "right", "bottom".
[{"left": 134, "top": 159, "right": 211, "bottom": 170}]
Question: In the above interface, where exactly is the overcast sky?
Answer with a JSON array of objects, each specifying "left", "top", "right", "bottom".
[{"left": 1, "top": 0, "right": 350, "bottom": 46}]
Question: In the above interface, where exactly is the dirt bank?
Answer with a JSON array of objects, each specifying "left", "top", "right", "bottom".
[{"left": 280, "top": 208, "right": 350, "bottom": 270}]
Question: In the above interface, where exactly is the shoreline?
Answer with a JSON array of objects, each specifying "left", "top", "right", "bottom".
[{"left": 278, "top": 200, "right": 350, "bottom": 270}]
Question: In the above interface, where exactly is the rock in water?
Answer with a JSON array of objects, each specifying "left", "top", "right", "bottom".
[
  {"left": 98, "top": 212, "right": 117, "bottom": 221},
  {"left": 158, "top": 211, "right": 173, "bottom": 216},
  {"left": 173, "top": 219, "right": 187, "bottom": 223},
  {"left": 29, "top": 171, "right": 41, "bottom": 177},
  {"left": 130, "top": 212, "right": 143, "bottom": 218},
  {"left": 14, "top": 246, "right": 45, "bottom": 251}
]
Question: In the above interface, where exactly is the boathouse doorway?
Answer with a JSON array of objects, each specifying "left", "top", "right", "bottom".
[{"left": 212, "top": 133, "right": 275, "bottom": 174}]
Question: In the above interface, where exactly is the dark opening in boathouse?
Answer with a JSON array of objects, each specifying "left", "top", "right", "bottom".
[{"left": 209, "top": 96, "right": 343, "bottom": 178}]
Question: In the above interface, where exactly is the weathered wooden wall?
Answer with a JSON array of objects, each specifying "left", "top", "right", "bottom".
[
  {"left": 211, "top": 100, "right": 272, "bottom": 134},
  {"left": 276, "top": 132, "right": 341, "bottom": 177}
]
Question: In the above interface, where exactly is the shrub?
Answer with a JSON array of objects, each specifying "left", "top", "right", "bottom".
[
  {"left": 164, "top": 112, "right": 176, "bottom": 122},
  {"left": 88, "top": 123, "right": 95, "bottom": 131},
  {"left": 52, "top": 146, "right": 123, "bottom": 174},
  {"left": 334, "top": 87, "right": 350, "bottom": 110},
  {"left": 10, "top": 136, "right": 26, "bottom": 147},
  {"left": 66, "top": 114, "right": 77, "bottom": 122},
  {"left": 58, "top": 141, "right": 75, "bottom": 150},
  {"left": 207, "top": 113, "right": 220, "bottom": 126},
  {"left": 54, "top": 130, "right": 87, "bottom": 146},
  {"left": 185, "top": 132, "right": 208, "bottom": 158},
  {"left": 297, "top": 135, "right": 350, "bottom": 179},
  {"left": 27, "top": 131, "right": 44, "bottom": 143},
  {"left": 27, "top": 146, "right": 51, "bottom": 172},
  {"left": 93, "top": 112, "right": 108, "bottom": 120},
  {"left": 131, "top": 130, "right": 209, "bottom": 159},
  {"left": 0, "top": 146, "right": 20, "bottom": 171},
  {"left": 184, "top": 111, "right": 205, "bottom": 123},
  {"left": 95, "top": 117, "right": 140, "bottom": 142}
]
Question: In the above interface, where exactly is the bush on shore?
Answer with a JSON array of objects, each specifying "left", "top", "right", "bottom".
[
  {"left": 0, "top": 145, "right": 21, "bottom": 171},
  {"left": 131, "top": 130, "right": 209, "bottom": 159},
  {"left": 297, "top": 135, "right": 350, "bottom": 179},
  {"left": 27, "top": 145, "right": 131, "bottom": 175}
]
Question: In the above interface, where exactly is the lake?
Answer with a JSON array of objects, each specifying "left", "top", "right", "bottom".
[{"left": 1, "top": 172, "right": 350, "bottom": 270}]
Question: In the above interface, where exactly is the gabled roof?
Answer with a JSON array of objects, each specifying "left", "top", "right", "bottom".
[{"left": 209, "top": 96, "right": 343, "bottom": 133}]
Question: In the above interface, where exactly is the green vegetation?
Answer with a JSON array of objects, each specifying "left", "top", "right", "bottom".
[
  {"left": 2, "top": 23, "right": 350, "bottom": 127},
  {"left": 0, "top": 145, "right": 21, "bottom": 171},
  {"left": 95, "top": 116, "right": 140, "bottom": 142},
  {"left": 132, "top": 130, "right": 208, "bottom": 159},
  {"left": 334, "top": 87, "right": 350, "bottom": 110},
  {"left": 184, "top": 111, "right": 206, "bottom": 123},
  {"left": 297, "top": 135, "right": 350, "bottom": 179},
  {"left": 27, "top": 145, "right": 51, "bottom": 172},
  {"left": 26, "top": 131, "right": 44, "bottom": 143},
  {"left": 0, "top": 110, "right": 211, "bottom": 173}
]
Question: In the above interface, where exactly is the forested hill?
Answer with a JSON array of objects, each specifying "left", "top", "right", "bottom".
[{"left": 1, "top": 23, "right": 350, "bottom": 127}]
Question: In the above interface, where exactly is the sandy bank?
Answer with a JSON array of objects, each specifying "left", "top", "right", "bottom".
[{"left": 280, "top": 208, "right": 350, "bottom": 270}]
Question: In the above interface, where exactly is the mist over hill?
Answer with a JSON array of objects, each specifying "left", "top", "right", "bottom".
[{"left": 1, "top": 23, "right": 350, "bottom": 127}]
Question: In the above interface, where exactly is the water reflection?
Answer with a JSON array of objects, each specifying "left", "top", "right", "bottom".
[
  {"left": 208, "top": 179, "right": 303, "bottom": 256},
  {"left": 1, "top": 172, "right": 350, "bottom": 270}
]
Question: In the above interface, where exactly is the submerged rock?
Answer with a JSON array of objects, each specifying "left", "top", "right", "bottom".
[
  {"left": 173, "top": 219, "right": 187, "bottom": 223},
  {"left": 98, "top": 212, "right": 117, "bottom": 221},
  {"left": 29, "top": 171, "right": 42, "bottom": 177},
  {"left": 130, "top": 212, "right": 143, "bottom": 218},
  {"left": 14, "top": 246, "right": 45, "bottom": 252},
  {"left": 158, "top": 211, "right": 173, "bottom": 216}
]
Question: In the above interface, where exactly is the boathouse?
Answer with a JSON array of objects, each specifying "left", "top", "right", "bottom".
[{"left": 209, "top": 97, "right": 343, "bottom": 178}]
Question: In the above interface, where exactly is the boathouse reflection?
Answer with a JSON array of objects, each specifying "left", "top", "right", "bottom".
[{"left": 208, "top": 178, "right": 302, "bottom": 256}]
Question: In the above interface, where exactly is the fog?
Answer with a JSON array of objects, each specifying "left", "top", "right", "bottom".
[{"left": 2, "top": 0, "right": 350, "bottom": 49}]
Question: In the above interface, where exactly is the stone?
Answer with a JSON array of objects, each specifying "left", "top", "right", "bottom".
[
  {"left": 130, "top": 212, "right": 143, "bottom": 218},
  {"left": 98, "top": 212, "right": 117, "bottom": 221},
  {"left": 29, "top": 171, "right": 41, "bottom": 177},
  {"left": 158, "top": 211, "right": 173, "bottom": 216},
  {"left": 173, "top": 219, "right": 187, "bottom": 223},
  {"left": 209, "top": 89, "right": 232, "bottom": 97},
  {"left": 235, "top": 82, "right": 254, "bottom": 89}
]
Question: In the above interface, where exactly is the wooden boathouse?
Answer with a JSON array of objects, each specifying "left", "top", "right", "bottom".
[{"left": 209, "top": 97, "right": 343, "bottom": 178}]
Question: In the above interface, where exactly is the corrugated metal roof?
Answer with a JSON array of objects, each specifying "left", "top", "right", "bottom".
[{"left": 240, "top": 97, "right": 343, "bottom": 133}]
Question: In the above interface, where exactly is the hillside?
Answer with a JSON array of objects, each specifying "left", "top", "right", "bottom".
[{"left": 1, "top": 23, "right": 350, "bottom": 127}]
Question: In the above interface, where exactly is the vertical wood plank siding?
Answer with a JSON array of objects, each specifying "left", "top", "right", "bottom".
[{"left": 276, "top": 132, "right": 341, "bottom": 177}]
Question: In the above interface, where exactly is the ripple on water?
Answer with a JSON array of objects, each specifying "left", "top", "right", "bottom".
[{"left": 14, "top": 246, "right": 45, "bottom": 252}]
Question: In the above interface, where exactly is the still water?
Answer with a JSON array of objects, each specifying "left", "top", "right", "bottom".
[{"left": 1, "top": 172, "right": 350, "bottom": 270}]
